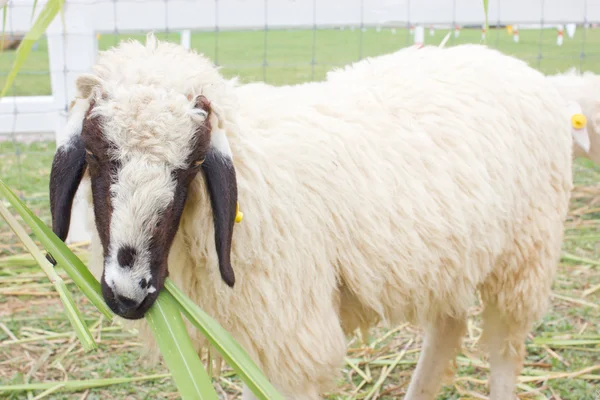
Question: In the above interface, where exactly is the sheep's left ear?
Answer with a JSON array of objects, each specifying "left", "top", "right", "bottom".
[
  {"left": 568, "top": 100, "right": 591, "bottom": 154},
  {"left": 195, "top": 95, "right": 239, "bottom": 288}
]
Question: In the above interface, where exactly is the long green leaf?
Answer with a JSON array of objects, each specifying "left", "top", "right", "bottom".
[
  {"left": 0, "top": 0, "right": 64, "bottom": 97},
  {"left": 1, "top": 3, "right": 7, "bottom": 52},
  {"left": 0, "top": 179, "right": 113, "bottom": 321},
  {"left": 165, "top": 279, "right": 284, "bottom": 400},
  {"left": 0, "top": 374, "right": 170, "bottom": 393},
  {"left": 146, "top": 290, "right": 219, "bottom": 400},
  {"left": 0, "top": 199, "right": 96, "bottom": 351},
  {"left": 54, "top": 279, "right": 97, "bottom": 351},
  {"left": 561, "top": 252, "right": 600, "bottom": 267},
  {"left": 482, "top": 0, "right": 489, "bottom": 44},
  {"left": 30, "top": 0, "right": 39, "bottom": 23}
]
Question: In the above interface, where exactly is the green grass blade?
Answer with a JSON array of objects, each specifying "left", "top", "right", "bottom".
[
  {"left": 0, "top": 179, "right": 114, "bottom": 321},
  {"left": 561, "top": 252, "right": 600, "bottom": 267},
  {"left": 0, "top": 251, "right": 90, "bottom": 269},
  {"left": 1, "top": 3, "right": 7, "bottom": 53},
  {"left": 533, "top": 338, "right": 600, "bottom": 346},
  {"left": 165, "top": 279, "right": 284, "bottom": 400},
  {"left": 482, "top": 0, "right": 489, "bottom": 44},
  {"left": 145, "top": 290, "right": 219, "bottom": 400},
  {"left": 0, "top": 199, "right": 97, "bottom": 351},
  {"left": 0, "top": 374, "right": 171, "bottom": 393},
  {"left": 0, "top": 0, "right": 64, "bottom": 97},
  {"left": 54, "top": 279, "right": 97, "bottom": 351},
  {"left": 30, "top": 0, "right": 39, "bottom": 22}
]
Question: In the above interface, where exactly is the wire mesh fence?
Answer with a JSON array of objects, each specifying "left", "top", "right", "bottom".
[{"left": 0, "top": 0, "right": 599, "bottom": 255}]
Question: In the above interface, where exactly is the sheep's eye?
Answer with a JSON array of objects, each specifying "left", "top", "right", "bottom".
[{"left": 85, "top": 149, "right": 97, "bottom": 161}]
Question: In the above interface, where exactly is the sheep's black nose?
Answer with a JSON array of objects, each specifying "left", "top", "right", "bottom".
[{"left": 101, "top": 276, "right": 157, "bottom": 320}]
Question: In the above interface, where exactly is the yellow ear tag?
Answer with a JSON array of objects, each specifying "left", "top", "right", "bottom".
[
  {"left": 235, "top": 202, "right": 243, "bottom": 223},
  {"left": 572, "top": 113, "right": 587, "bottom": 130}
]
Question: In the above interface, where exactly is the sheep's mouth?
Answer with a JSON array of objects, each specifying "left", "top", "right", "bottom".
[{"left": 101, "top": 278, "right": 162, "bottom": 320}]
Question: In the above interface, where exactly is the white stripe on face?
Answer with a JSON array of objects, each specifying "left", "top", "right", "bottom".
[{"left": 103, "top": 158, "right": 176, "bottom": 304}]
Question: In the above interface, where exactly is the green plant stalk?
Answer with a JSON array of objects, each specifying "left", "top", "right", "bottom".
[
  {"left": 0, "top": 0, "right": 64, "bottom": 97},
  {"left": 0, "top": 373, "right": 171, "bottom": 393},
  {"left": 0, "top": 201, "right": 57, "bottom": 281},
  {"left": 561, "top": 252, "right": 600, "bottom": 267},
  {"left": 0, "top": 179, "right": 114, "bottom": 320},
  {"left": 482, "top": 0, "right": 489, "bottom": 44},
  {"left": 1, "top": 4, "right": 7, "bottom": 52},
  {"left": 0, "top": 252, "right": 90, "bottom": 269},
  {"left": 0, "top": 200, "right": 97, "bottom": 351},
  {"left": 54, "top": 278, "right": 97, "bottom": 351},
  {"left": 532, "top": 338, "right": 600, "bottom": 346},
  {"left": 30, "top": 0, "right": 39, "bottom": 22},
  {"left": 165, "top": 279, "right": 284, "bottom": 400},
  {"left": 146, "top": 290, "right": 219, "bottom": 400}
]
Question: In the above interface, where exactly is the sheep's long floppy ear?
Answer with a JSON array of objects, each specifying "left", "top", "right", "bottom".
[
  {"left": 47, "top": 73, "right": 103, "bottom": 261},
  {"left": 49, "top": 99, "right": 90, "bottom": 243},
  {"left": 199, "top": 98, "right": 239, "bottom": 287}
]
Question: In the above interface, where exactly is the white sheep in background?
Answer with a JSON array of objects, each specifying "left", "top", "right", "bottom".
[
  {"left": 47, "top": 34, "right": 574, "bottom": 400},
  {"left": 546, "top": 68, "right": 600, "bottom": 165}
]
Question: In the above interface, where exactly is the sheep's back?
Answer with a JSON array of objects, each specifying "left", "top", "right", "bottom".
[{"left": 230, "top": 44, "right": 573, "bottom": 328}]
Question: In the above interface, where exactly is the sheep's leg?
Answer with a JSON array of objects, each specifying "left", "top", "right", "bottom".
[
  {"left": 480, "top": 303, "right": 525, "bottom": 400},
  {"left": 480, "top": 245, "right": 557, "bottom": 400},
  {"left": 404, "top": 315, "right": 467, "bottom": 400}
]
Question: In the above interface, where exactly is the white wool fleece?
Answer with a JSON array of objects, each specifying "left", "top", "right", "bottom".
[{"left": 80, "top": 39, "right": 573, "bottom": 398}]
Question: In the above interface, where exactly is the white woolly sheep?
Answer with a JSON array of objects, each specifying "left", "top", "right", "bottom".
[
  {"left": 47, "top": 35, "right": 574, "bottom": 400},
  {"left": 546, "top": 68, "right": 600, "bottom": 165}
]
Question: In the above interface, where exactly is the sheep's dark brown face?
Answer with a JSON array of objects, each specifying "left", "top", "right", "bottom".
[
  {"left": 84, "top": 100, "right": 211, "bottom": 319},
  {"left": 48, "top": 90, "right": 239, "bottom": 320}
]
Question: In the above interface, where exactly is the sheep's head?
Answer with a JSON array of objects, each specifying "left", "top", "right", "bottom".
[{"left": 47, "top": 65, "right": 239, "bottom": 320}]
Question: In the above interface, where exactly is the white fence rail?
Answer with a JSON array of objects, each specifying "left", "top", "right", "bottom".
[
  {"left": 2, "top": 0, "right": 597, "bottom": 139},
  {"left": 1, "top": 0, "right": 598, "bottom": 243}
]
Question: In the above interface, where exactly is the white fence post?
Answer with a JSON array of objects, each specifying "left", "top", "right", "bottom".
[
  {"left": 414, "top": 25, "right": 424, "bottom": 47},
  {"left": 46, "top": 0, "right": 97, "bottom": 244},
  {"left": 181, "top": 30, "right": 191, "bottom": 49}
]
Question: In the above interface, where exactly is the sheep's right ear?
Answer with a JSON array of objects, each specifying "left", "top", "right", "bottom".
[
  {"left": 194, "top": 95, "right": 239, "bottom": 287},
  {"left": 202, "top": 147, "right": 238, "bottom": 287},
  {"left": 48, "top": 73, "right": 104, "bottom": 250},
  {"left": 47, "top": 97, "right": 93, "bottom": 264}
]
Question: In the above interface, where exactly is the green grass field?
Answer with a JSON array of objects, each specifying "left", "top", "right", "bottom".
[
  {"left": 2, "top": 26, "right": 600, "bottom": 96},
  {"left": 0, "top": 26, "right": 599, "bottom": 399}
]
